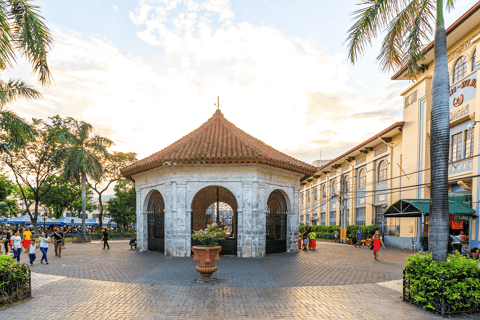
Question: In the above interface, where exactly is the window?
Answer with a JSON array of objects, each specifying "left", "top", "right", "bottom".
[
  {"left": 465, "top": 127, "right": 474, "bottom": 158},
  {"left": 346, "top": 209, "right": 350, "bottom": 225},
  {"left": 355, "top": 207, "right": 366, "bottom": 226},
  {"left": 358, "top": 168, "right": 366, "bottom": 189},
  {"left": 453, "top": 56, "right": 467, "bottom": 83},
  {"left": 300, "top": 193, "right": 303, "bottom": 205},
  {"left": 473, "top": 50, "right": 477, "bottom": 72},
  {"left": 451, "top": 132, "right": 463, "bottom": 162},
  {"left": 330, "top": 211, "right": 337, "bottom": 225},
  {"left": 307, "top": 190, "right": 310, "bottom": 202},
  {"left": 331, "top": 180, "right": 337, "bottom": 197},
  {"left": 377, "top": 160, "right": 388, "bottom": 182},
  {"left": 314, "top": 187, "right": 317, "bottom": 201},
  {"left": 374, "top": 206, "right": 385, "bottom": 226},
  {"left": 306, "top": 215, "right": 310, "bottom": 225},
  {"left": 321, "top": 212, "right": 326, "bottom": 226},
  {"left": 322, "top": 184, "right": 327, "bottom": 199}
]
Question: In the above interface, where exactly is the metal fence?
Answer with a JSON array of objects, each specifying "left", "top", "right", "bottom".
[
  {"left": 0, "top": 264, "right": 31, "bottom": 306},
  {"left": 403, "top": 268, "right": 480, "bottom": 316}
]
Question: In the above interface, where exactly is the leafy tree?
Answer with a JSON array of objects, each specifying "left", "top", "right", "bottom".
[
  {"left": 0, "top": 117, "right": 67, "bottom": 233},
  {"left": 40, "top": 175, "right": 92, "bottom": 219},
  {"left": 0, "top": 0, "right": 54, "bottom": 152},
  {"left": 87, "top": 151, "right": 137, "bottom": 232},
  {"left": 107, "top": 179, "right": 136, "bottom": 232},
  {"left": 346, "top": 0, "right": 456, "bottom": 262},
  {"left": 59, "top": 119, "right": 113, "bottom": 241}
]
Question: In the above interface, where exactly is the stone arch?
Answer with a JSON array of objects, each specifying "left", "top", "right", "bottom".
[
  {"left": 191, "top": 185, "right": 238, "bottom": 255},
  {"left": 145, "top": 189, "right": 165, "bottom": 252},
  {"left": 265, "top": 189, "right": 288, "bottom": 254}
]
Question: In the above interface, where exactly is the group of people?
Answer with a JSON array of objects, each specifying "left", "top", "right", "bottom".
[
  {"left": 449, "top": 230, "right": 480, "bottom": 259},
  {"left": 1, "top": 227, "right": 66, "bottom": 265},
  {"left": 301, "top": 227, "right": 316, "bottom": 251}
]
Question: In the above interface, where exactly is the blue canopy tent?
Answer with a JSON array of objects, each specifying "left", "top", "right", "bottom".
[
  {"left": 7, "top": 215, "right": 57, "bottom": 225},
  {"left": 86, "top": 217, "right": 116, "bottom": 227},
  {"left": 0, "top": 216, "right": 7, "bottom": 224}
]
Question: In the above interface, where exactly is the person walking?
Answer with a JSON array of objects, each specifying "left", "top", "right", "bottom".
[
  {"left": 39, "top": 232, "right": 51, "bottom": 264},
  {"left": 308, "top": 227, "right": 317, "bottom": 250},
  {"left": 28, "top": 239, "right": 37, "bottom": 265},
  {"left": 355, "top": 227, "right": 362, "bottom": 248},
  {"left": 0, "top": 227, "right": 4, "bottom": 255},
  {"left": 52, "top": 228, "right": 64, "bottom": 258},
  {"left": 10, "top": 230, "right": 22, "bottom": 262},
  {"left": 334, "top": 230, "right": 339, "bottom": 243},
  {"left": 372, "top": 230, "right": 385, "bottom": 261},
  {"left": 101, "top": 229, "right": 110, "bottom": 250}
]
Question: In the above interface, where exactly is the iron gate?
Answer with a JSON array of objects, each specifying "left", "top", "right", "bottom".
[
  {"left": 147, "top": 191, "right": 165, "bottom": 252},
  {"left": 266, "top": 190, "right": 287, "bottom": 254}
]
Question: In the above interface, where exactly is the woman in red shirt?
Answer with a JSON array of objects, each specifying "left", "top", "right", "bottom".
[{"left": 372, "top": 230, "right": 385, "bottom": 261}]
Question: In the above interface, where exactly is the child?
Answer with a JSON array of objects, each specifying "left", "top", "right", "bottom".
[
  {"left": 29, "top": 239, "right": 37, "bottom": 265},
  {"left": 130, "top": 237, "right": 137, "bottom": 250},
  {"left": 39, "top": 232, "right": 51, "bottom": 264}
]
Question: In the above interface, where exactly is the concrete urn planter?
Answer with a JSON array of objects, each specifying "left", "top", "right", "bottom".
[{"left": 192, "top": 246, "right": 221, "bottom": 281}]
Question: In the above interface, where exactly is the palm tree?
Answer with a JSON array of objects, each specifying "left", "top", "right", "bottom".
[
  {"left": 0, "top": 1, "right": 54, "bottom": 151},
  {"left": 346, "top": 0, "right": 456, "bottom": 262},
  {"left": 59, "top": 119, "right": 113, "bottom": 241}
]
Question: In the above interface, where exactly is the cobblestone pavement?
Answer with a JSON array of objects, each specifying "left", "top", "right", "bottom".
[{"left": 2, "top": 241, "right": 476, "bottom": 319}]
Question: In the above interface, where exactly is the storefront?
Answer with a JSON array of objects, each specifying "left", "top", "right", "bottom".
[{"left": 383, "top": 199, "right": 477, "bottom": 251}]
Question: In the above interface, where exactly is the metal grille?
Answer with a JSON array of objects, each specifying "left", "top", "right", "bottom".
[
  {"left": 266, "top": 190, "right": 287, "bottom": 240},
  {"left": 147, "top": 191, "right": 165, "bottom": 251}
]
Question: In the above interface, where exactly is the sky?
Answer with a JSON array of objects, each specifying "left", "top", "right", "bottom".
[{"left": 6, "top": 0, "right": 479, "bottom": 184}]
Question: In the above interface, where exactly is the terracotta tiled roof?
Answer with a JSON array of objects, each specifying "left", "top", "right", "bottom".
[{"left": 121, "top": 110, "right": 316, "bottom": 180}]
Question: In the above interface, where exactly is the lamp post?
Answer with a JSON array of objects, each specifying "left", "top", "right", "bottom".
[{"left": 42, "top": 213, "right": 47, "bottom": 231}]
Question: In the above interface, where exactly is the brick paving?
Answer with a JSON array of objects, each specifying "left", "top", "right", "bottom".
[{"left": 2, "top": 241, "right": 476, "bottom": 319}]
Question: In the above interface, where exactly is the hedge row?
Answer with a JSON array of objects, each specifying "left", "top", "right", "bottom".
[
  {"left": 299, "top": 224, "right": 379, "bottom": 238},
  {"left": 0, "top": 256, "right": 31, "bottom": 306}
]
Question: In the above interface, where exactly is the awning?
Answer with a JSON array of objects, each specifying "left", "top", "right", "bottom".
[{"left": 383, "top": 199, "right": 477, "bottom": 218}]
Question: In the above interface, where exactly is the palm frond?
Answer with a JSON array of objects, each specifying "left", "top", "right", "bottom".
[
  {"left": 0, "top": 109, "right": 36, "bottom": 148},
  {"left": 377, "top": 0, "right": 434, "bottom": 75},
  {"left": 445, "top": 0, "right": 457, "bottom": 12},
  {"left": 346, "top": 0, "right": 407, "bottom": 64},
  {"left": 8, "top": 0, "right": 54, "bottom": 85},
  {"left": 0, "top": 78, "right": 41, "bottom": 107}
]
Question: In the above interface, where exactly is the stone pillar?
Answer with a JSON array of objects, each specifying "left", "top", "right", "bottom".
[
  {"left": 137, "top": 189, "right": 148, "bottom": 252},
  {"left": 164, "top": 182, "right": 174, "bottom": 256},
  {"left": 165, "top": 181, "right": 189, "bottom": 257},
  {"left": 287, "top": 186, "right": 300, "bottom": 253},
  {"left": 257, "top": 182, "right": 266, "bottom": 257},
  {"left": 238, "top": 180, "right": 263, "bottom": 258}
]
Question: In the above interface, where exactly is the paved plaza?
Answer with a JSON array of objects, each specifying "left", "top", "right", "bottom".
[{"left": 1, "top": 241, "right": 477, "bottom": 319}]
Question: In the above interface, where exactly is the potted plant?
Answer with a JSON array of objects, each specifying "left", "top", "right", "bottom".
[{"left": 191, "top": 223, "right": 231, "bottom": 281}]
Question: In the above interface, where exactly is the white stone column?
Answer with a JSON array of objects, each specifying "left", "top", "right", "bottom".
[
  {"left": 164, "top": 182, "right": 174, "bottom": 256},
  {"left": 137, "top": 189, "right": 148, "bottom": 252},
  {"left": 239, "top": 180, "right": 256, "bottom": 257},
  {"left": 174, "top": 182, "right": 189, "bottom": 257},
  {"left": 257, "top": 182, "right": 266, "bottom": 257},
  {"left": 287, "top": 186, "right": 300, "bottom": 253}
]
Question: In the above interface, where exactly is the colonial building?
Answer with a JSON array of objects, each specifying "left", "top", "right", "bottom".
[
  {"left": 300, "top": 2, "right": 480, "bottom": 250},
  {"left": 121, "top": 109, "right": 316, "bottom": 257}
]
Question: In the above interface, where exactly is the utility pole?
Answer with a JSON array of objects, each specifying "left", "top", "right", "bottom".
[{"left": 342, "top": 176, "right": 348, "bottom": 244}]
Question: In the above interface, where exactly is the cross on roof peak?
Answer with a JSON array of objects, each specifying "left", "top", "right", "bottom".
[{"left": 214, "top": 96, "right": 222, "bottom": 110}]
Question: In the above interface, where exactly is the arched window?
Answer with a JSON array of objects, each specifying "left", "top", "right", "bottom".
[
  {"left": 453, "top": 56, "right": 467, "bottom": 83},
  {"left": 473, "top": 50, "right": 477, "bottom": 72},
  {"left": 322, "top": 184, "right": 327, "bottom": 199},
  {"left": 331, "top": 180, "right": 337, "bottom": 196},
  {"left": 358, "top": 168, "right": 366, "bottom": 189},
  {"left": 344, "top": 175, "right": 350, "bottom": 193},
  {"left": 377, "top": 160, "right": 388, "bottom": 182}
]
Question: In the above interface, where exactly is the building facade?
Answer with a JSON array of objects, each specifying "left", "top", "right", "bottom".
[{"left": 300, "top": 2, "right": 480, "bottom": 250}]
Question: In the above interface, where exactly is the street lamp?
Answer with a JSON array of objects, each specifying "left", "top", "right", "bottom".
[{"left": 42, "top": 213, "right": 48, "bottom": 230}]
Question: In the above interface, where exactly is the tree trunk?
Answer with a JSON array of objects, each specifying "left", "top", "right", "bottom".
[
  {"left": 81, "top": 171, "right": 87, "bottom": 242},
  {"left": 429, "top": 1, "right": 450, "bottom": 263},
  {"left": 99, "top": 192, "right": 103, "bottom": 233},
  {"left": 33, "top": 200, "right": 40, "bottom": 235}
]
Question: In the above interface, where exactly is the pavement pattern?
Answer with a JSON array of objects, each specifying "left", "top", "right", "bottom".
[{"left": 1, "top": 241, "right": 477, "bottom": 319}]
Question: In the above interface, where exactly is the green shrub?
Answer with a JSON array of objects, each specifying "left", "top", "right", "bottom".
[
  {"left": 0, "top": 255, "right": 31, "bottom": 305},
  {"left": 388, "top": 230, "right": 396, "bottom": 236},
  {"left": 327, "top": 225, "right": 339, "bottom": 233},
  {"left": 299, "top": 225, "right": 308, "bottom": 233},
  {"left": 347, "top": 225, "right": 362, "bottom": 238},
  {"left": 361, "top": 225, "right": 378, "bottom": 238},
  {"left": 316, "top": 232, "right": 335, "bottom": 240},
  {"left": 404, "top": 253, "right": 480, "bottom": 312}
]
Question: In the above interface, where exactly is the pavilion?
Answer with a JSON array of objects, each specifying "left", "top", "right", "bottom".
[{"left": 121, "top": 109, "right": 316, "bottom": 257}]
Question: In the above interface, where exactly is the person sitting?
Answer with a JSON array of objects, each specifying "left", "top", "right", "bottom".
[
  {"left": 130, "top": 237, "right": 137, "bottom": 250},
  {"left": 468, "top": 247, "right": 479, "bottom": 260}
]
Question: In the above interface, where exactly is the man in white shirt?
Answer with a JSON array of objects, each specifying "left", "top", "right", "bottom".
[{"left": 10, "top": 230, "right": 22, "bottom": 262}]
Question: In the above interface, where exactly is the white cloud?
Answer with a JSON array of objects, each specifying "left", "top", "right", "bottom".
[
  {"left": 7, "top": 0, "right": 406, "bottom": 167},
  {"left": 113, "top": 5, "right": 119, "bottom": 12}
]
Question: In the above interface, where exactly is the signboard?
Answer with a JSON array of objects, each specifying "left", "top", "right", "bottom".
[{"left": 449, "top": 73, "right": 476, "bottom": 110}]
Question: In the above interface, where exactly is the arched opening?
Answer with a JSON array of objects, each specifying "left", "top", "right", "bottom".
[
  {"left": 146, "top": 190, "right": 165, "bottom": 252},
  {"left": 191, "top": 186, "right": 238, "bottom": 255},
  {"left": 266, "top": 190, "right": 288, "bottom": 254}
]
